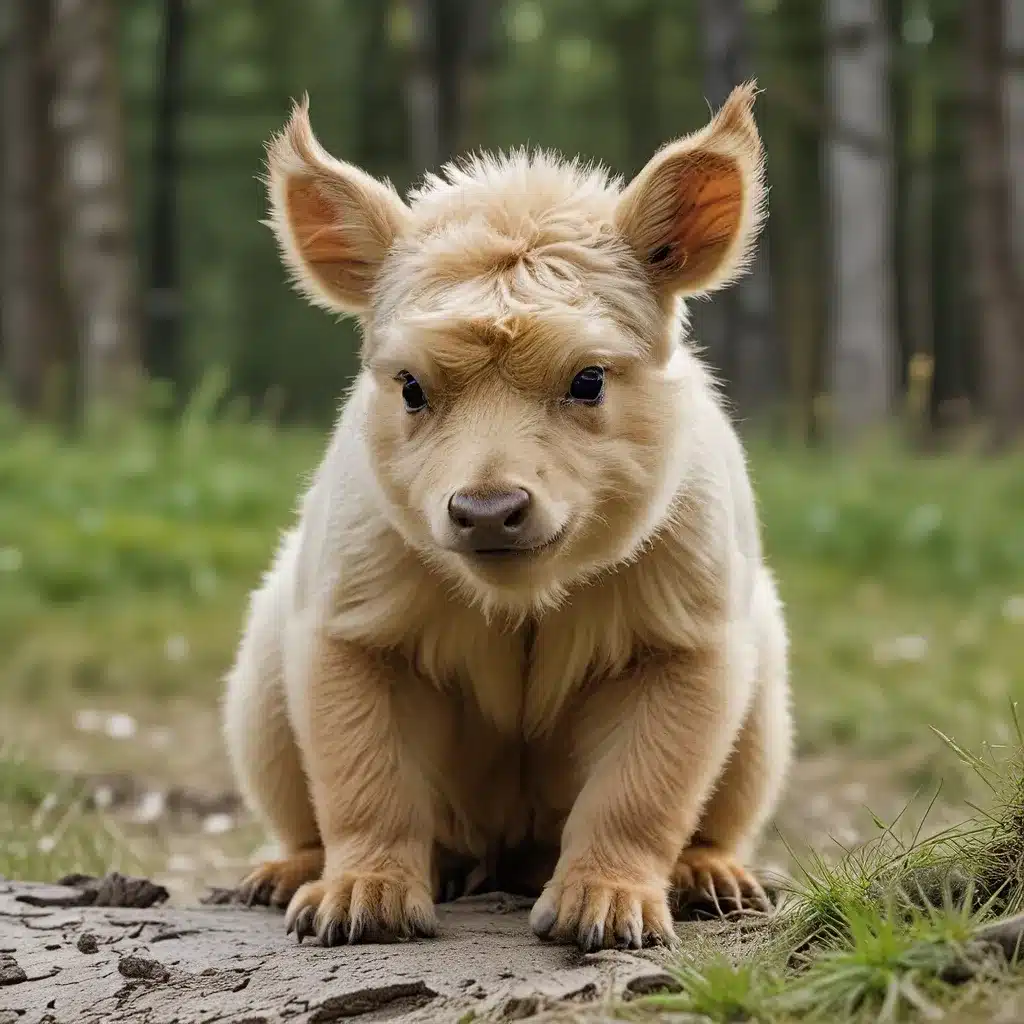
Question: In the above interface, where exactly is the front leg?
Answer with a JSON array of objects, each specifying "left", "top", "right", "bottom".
[
  {"left": 531, "top": 645, "right": 747, "bottom": 951},
  {"left": 285, "top": 636, "right": 437, "bottom": 945}
]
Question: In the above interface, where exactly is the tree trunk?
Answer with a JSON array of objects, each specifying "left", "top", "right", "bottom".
[
  {"left": 824, "top": 0, "right": 898, "bottom": 439},
  {"left": 354, "top": 1, "right": 411, "bottom": 185},
  {"left": 928, "top": 0, "right": 973, "bottom": 434},
  {"left": 964, "top": 0, "right": 1024, "bottom": 447},
  {"left": 143, "top": 0, "right": 186, "bottom": 402},
  {"left": 607, "top": 1, "right": 662, "bottom": 176},
  {"left": 404, "top": 0, "right": 496, "bottom": 172},
  {"left": 51, "top": 0, "right": 142, "bottom": 418},
  {"left": 1005, "top": 0, "right": 1023, "bottom": 277},
  {"left": 1, "top": 0, "right": 75, "bottom": 418},
  {"left": 697, "top": 0, "right": 780, "bottom": 426}
]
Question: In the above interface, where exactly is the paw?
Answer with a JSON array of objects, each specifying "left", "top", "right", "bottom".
[
  {"left": 284, "top": 868, "right": 437, "bottom": 945},
  {"left": 670, "top": 845, "right": 773, "bottom": 918},
  {"left": 235, "top": 847, "right": 325, "bottom": 909},
  {"left": 529, "top": 867, "right": 677, "bottom": 952}
]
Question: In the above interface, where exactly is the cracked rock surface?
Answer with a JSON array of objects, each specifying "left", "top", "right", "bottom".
[{"left": 0, "top": 877, "right": 705, "bottom": 1023}]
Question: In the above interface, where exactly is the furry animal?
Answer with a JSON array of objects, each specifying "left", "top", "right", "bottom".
[{"left": 222, "top": 81, "right": 792, "bottom": 952}]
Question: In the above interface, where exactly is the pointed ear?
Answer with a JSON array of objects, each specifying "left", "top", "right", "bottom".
[
  {"left": 614, "top": 81, "right": 766, "bottom": 298},
  {"left": 264, "top": 97, "right": 410, "bottom": 315}
]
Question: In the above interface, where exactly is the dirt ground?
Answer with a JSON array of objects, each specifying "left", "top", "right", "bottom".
[{"left": 1, "top": 877, "right": 784, "bottom": 1024}]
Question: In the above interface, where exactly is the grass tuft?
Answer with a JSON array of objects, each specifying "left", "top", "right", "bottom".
[
  {"left": 625, "top": 722, "right": 1024, "bottom": 1023},
  {"left": 932, "top": 704, "right": 1024, "bottom": 916},
  {"left": 634, "top": 959, "right": 785, "bottom": 1022}
]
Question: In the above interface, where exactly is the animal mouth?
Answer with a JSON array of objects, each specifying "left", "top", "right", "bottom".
[{"left": 466, "top": 527, "right": 568, "bottom": 561}]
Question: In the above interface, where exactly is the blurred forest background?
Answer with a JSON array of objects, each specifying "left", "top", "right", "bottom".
[
  {"left": 2, "top": 0, "right": 1022, "bottom": 443},
  {"left": 0, "top": 0, "right": 1022, "bottom": 908}
]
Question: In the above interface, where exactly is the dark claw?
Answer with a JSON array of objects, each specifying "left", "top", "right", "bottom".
[
  {"left": 616, "top": 919, "right": 641, "bottom": 950},
  {"left": 245, "top": 881, "right": 268, "bottom": 907},
  {"left": 723, "top": 890, "right": 744, "bottom": 914},
  {"left": 740, "top": 879, "right": 773, "bottom": 914},
  {"left": 293, "top": 906, "right": 315, "bottom": 944},
  {"left": 410, "top": 907, "right": 436, "bottom": 939}
]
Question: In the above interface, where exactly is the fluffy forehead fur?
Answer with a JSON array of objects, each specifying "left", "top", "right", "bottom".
[{"left": 375, "top": 154, "right": 656, "bottom": 348}]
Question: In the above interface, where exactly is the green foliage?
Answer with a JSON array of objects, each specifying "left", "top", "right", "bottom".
[
  {"left": 637, "top": 959, "right": 786, "bottom": 1022},
  {"left": 933, "top": 715, "right": 1024, "bottom": 917},
  {"left": 0, "top": 409, "right": 315, "bottom": 606},
  {"left": 629, "top": 734, "right": 1024, "bottom": 1022},
  {"left": 751, "top": 439, "right": 1024, "bottom": 593},
  {"left": 0, "top": 747, "right": 134, "bottom": 882}
]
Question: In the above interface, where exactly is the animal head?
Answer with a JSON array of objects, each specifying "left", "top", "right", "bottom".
[{"left": 264, "top": 83, "right": 766, "bottom": 614}]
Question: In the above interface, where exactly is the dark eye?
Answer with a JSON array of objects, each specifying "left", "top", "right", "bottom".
[
  {"left": 396, "top": 371, "right": 428, "bottom": 413},
  {"left": 567, "top": 366, "right": 605, "bottom": 405}
]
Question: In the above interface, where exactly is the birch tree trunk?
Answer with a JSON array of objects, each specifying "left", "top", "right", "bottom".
[
  {"left": 51, "top": 0, "right": 142, "bottom": 418},
  {"left": 824, "top": 0, "right": 898, "bottom": 439},
  {"left": 1, "top": 0, "right": 74, "bottom": 417},
  {"left": 697, "top": 0, "right": 780, "bottom": 425},
  {"left": 964, "top": 0, "right": 1024, "bottom": 447}
]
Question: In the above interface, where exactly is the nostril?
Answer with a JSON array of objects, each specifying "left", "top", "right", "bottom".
[
  {"left": 448, "top": 494, "right": 474, "bottom": 530},
  {"left": 503, "top": 503, "right": 529, "bottom": 530}
]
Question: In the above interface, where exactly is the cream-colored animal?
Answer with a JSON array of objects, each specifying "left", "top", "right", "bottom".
[{"left": 222, "top": 81, "right": 792, "bottom": 952}]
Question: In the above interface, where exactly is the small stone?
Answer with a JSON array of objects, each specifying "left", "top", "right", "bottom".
[
  {"left": 118, "top": 955, "right": 169, "bottom": 982},
  {"left": 502, "top": 996, "right": 540, "bottom": 1020},
  {"left": 77, "top": 932, "right": 99, "bottom": 954},
  {"left": 0, "top": 956, "right": 27, "bottom": 985}
]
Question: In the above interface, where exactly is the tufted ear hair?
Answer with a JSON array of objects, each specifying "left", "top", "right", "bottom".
[
  {"left": 264, "top": 96, "right": 410, "bottom": 315},
  {"left": 614, "top": 81, "right": 767, "bottom": 298}
]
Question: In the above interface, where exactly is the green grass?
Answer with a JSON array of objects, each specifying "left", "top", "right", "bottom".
[
  {"left": 0, "top": 747, "right": 137, "bottom": 882},
  {"left": 624, "top": 728, "right": 1024, "bottom": 1023}
]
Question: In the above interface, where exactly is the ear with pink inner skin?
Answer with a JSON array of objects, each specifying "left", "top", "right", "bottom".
[
  {"left": 614, "top": 81, "right": 767, "bottom": 299},
  {"left": 264, "top": 96, "right": 410, "bottom": 315}
]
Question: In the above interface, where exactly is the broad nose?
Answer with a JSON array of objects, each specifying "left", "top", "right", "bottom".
[{"left": 448, "top": 489, "right": 532, "bottom": 549}]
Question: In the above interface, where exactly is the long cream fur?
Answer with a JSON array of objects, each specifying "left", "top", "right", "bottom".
[{"left": 223, "top": 81, "right": 792, "bottom": 950}]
